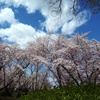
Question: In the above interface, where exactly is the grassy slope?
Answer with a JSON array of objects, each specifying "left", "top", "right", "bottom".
[{"left": 19, "top": 84, "right": 100, "bottom": 100}]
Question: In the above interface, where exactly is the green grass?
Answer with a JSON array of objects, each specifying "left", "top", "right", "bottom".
[{"left": 19, "top": 84, "right": 100, "bottom": 100}]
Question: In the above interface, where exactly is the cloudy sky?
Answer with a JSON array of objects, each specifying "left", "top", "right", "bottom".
[{"left": 0, "top": 0, "right": 100, "bottom": 48}]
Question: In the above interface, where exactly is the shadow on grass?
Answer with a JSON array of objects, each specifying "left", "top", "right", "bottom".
[{"left": 0, "top": 96, "right": 17, "bottom": 100}]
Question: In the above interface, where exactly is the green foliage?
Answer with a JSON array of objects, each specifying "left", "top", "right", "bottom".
[{"left": 19, "top": 84, "right": 100, "bottom": 100}]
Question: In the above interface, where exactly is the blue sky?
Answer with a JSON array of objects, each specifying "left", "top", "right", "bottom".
[
  {"left": 0, "top": 0, "right": 100, "bottom": 48},
  {"left": 77, "top": 12, "right": 100, "bottom": 41}
]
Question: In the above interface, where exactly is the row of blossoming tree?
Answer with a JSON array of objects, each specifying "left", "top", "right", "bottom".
[{"left": 0, "top": 33, "right": 100, "bottom": 93}]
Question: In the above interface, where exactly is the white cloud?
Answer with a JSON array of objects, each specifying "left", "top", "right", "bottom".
[
  {"left": 0, "top": 0, "right": 45, "bottom": 13},
  {"left": 0, "top": 7, "right": 17, "bottom": 24},
  {"left": 0, "top": 0, "right": 91, "bottom": 48},
  {"left": 0, "top": 7, "right": 46, "bottom": 48},
  {"left": 0, "top": 0, "right": 90, "bottom": 34},
  {"left": 61, "top": 10, "right": 91, "bottom": 34},
  {"left": 0, "top": 23, "right": 46, "bottom": 48},
  {"left": 40, "top": 0, "right": 73, "bottom": 32}
]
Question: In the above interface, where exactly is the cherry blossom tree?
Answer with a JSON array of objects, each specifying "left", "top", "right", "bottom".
[
  {"left": 52, "top": 33, "right": 100, "bottom": 85},
  {"left": 0, "top": 33, "right": 100, "bottom": 93}
]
